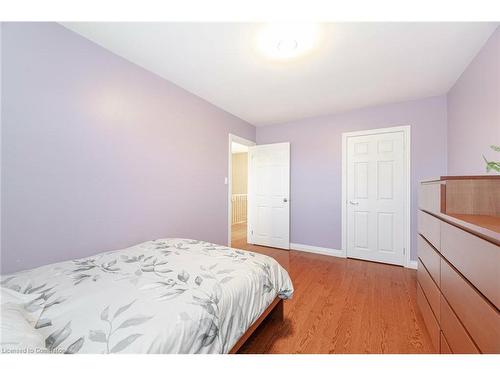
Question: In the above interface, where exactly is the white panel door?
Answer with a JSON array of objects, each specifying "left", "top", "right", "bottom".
[
  {"left": 248, "top": 143, "right": 290, "bottom": 249},
  {"left": 346, "top": 131, "right": 405, "bottom": 265}
]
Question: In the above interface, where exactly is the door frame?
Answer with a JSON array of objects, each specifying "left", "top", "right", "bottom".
[
  {"left": 227, "top": 134, "right": 256, "bottom": 247},
  {"left": 341, "top": 125, "right": 411, "bottom": 268}
]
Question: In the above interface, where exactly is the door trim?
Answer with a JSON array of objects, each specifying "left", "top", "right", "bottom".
[
  {"left": 341, "top": 125, "right": 411, "bottom": 268},
  {"left": 228, "top": 134, "right": 256, "bottom": 247}
]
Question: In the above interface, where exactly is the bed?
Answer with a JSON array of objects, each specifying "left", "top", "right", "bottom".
[{"left": 0, "top": 238, "right": 293, "bottom": 354}]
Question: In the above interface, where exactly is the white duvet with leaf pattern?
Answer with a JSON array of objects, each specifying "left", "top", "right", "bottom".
[{"left": 1, "top": 239, "right": 293, "bottom": 353}]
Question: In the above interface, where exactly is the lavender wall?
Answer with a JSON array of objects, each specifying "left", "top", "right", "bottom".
[
  {"left": 256, "top": 96, "right": 448, "bottom": 260},
  {"left": 1, "top": 23, "right": 255, "bottom": 273},
  {"left": 447, "top": 27, "right": 500, "bottom": 175}
]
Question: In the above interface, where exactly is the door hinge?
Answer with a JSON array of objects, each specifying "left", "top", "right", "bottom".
[
  {"left": 403, "top": 247, "right": 406, "bottom": 255},
  {"left": 251, "top": 229, "right": 254, "bottom": 235}
]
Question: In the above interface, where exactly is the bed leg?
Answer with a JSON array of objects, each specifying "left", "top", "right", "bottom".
[{"left": 271, "top": 299, "right": 284, "bottom": 321}]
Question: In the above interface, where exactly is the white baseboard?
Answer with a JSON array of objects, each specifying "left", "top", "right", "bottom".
[
  {"left": 407, "top": 260, "right": 418, "bottom": 269},
  {"left": 290, "top": 243, "right": 345, "bottom": 258},
  {"left": 291, "top": 242, "right": 418, "bottom": 269}
]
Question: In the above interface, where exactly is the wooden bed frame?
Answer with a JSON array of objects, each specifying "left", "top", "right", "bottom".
[{"left": 228, "top": 297, "right": 284, "bottom": 354}]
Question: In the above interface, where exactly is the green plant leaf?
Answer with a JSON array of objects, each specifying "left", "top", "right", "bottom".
[{"left": 483, "top": 155, "right": 500, "bottom": 173}]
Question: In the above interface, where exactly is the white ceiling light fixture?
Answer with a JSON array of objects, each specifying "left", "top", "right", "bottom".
[{"left": 256, "top": 23, "right": 321, "bottom": 60}]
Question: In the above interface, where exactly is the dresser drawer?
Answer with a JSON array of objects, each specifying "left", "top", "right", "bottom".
[
  {"left": 418, "top": 211, "right": 441, "bottom": 251},
  {"left": 418, "top": 234, "right": 440, "bottom": 286},
  {"left": 440, "top": 332, "right": 452, "bottom": 354},
  {"left": 417, "top": 282, "right": 440, "bottom": 352},
  {"left": 440, "top": 259, "right": 500, "bottom": 353},
  {"left": 440, "top": 220, "right": 500, "bottom": 309},
  {"left": 419, "top": 181, "right": 443, "bottom": 214},
  {"left": 417, "top": 259, "right": 440, "bottom": 321},
  {"left": 440, "top": 295, "right": 480, "bottom": 354}
]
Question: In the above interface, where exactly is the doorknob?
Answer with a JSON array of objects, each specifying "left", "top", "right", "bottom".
[
  {"left": 283, "top": 198, "right": 288, "bottom": 203},
  {"left": 349, "top": 200, "right": 359, "bottom": 205}
]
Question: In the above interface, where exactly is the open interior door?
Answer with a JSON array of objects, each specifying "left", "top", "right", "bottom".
[{"left": 248, "top": 142, "right": 290, "bottom": 250}]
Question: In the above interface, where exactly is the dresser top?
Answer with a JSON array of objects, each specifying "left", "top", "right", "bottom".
[
  {"left": 430, "top": 211, "right": 500, "bottom": 246},
  {"left": 421, "top": 175, "right": 500, "bottom": 183}
]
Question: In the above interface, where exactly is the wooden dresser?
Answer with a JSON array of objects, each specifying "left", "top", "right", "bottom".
[{"left": 417, "top": 176, "right": 500, "bottom": 354}]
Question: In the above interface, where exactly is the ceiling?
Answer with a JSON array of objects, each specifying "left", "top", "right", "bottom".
[{"left": 61, "top": 22, "right": 498, "bottom": 126}]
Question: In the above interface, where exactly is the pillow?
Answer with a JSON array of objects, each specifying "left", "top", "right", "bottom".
[
  {"left": 1, "top": 287, "right": 44, "bottom": 326},
  {"left": 0, "top": 303, "right": 46, "bottom": 354}
]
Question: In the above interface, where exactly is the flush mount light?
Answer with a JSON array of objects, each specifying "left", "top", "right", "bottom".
[
  {"left": 277, "top": 39, "right": 298, "bottom": 53},
  {"left": 256, "top": 23, "right": 320, "bottom": 60}
]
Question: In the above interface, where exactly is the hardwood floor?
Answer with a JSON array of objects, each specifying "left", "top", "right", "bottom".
[{"left": 230, "top": 223, "right": 436, "bottom": 354}]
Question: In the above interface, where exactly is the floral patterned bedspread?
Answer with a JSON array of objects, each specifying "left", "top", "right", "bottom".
[{"left": 1, "top": 239, "right": 293, "bottom": 353}]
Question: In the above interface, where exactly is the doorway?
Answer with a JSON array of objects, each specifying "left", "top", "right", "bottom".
[
  {"left": 228, "top": 134, "right": 255, "bottom": 248},
  {"left": 341, "top": 126, "right": 411, "bottom": 267},
  {"left": 228, "top": 135, "right": 291, "bottom": 251}
]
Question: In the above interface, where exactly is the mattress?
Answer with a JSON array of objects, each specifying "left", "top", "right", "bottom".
[{"left": 1, "top": 238, "right": 293, "bottom": 353}]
